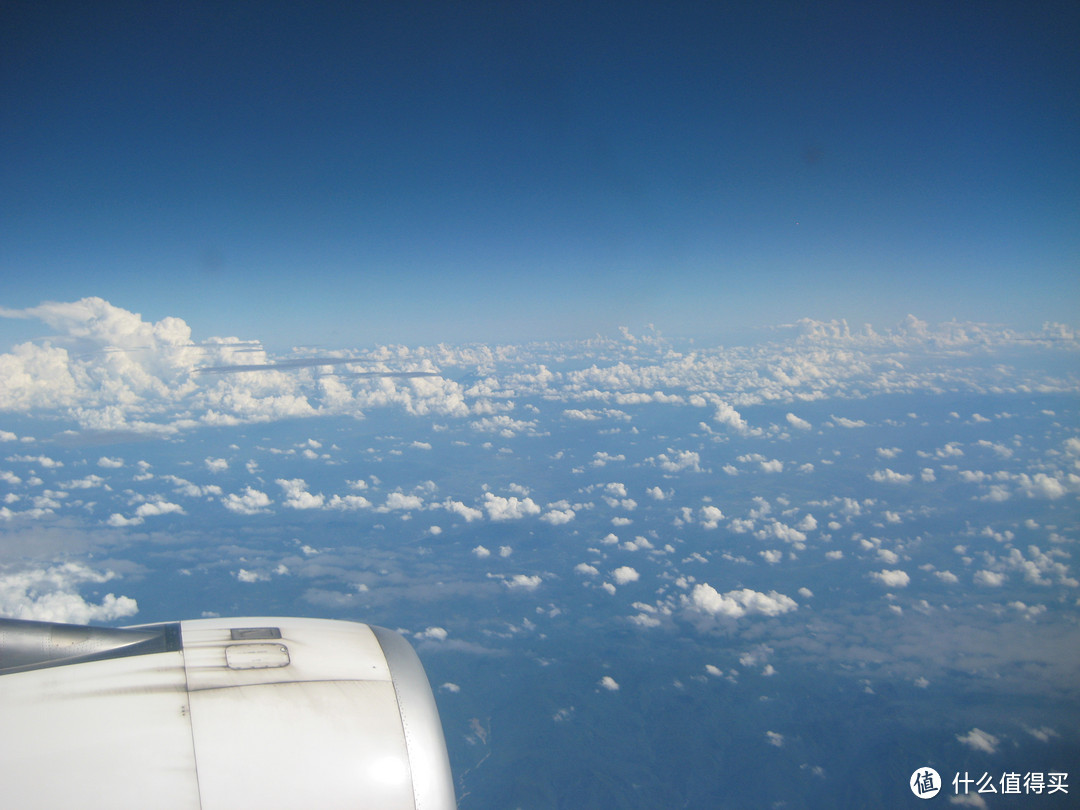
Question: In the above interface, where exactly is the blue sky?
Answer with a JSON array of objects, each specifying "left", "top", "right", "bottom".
[{"left": 2, "top": 1, "right": 1077, "bottom": 349}]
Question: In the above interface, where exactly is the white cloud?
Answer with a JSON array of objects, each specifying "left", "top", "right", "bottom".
[
  {"left": 135, "top": 500, "right": 184, "bottom": 518},
  {"left": 973, "top": 570, "right": 1006, "bottom": 587},
  {"left": 612, "top": 566, "right": 640, "bottom": 585},
  {"left": 574, "top": 563, "right": 599, "bottom": 576},
  {"left": 598, "top": 676, "right": 620, "bottom": 691},
  {"left": 107, "top": 512, "right": 144, "bottom": 527},
  {"left": 63, "top": 474, "right": 106, "bottom": 489},
  {"left": 1016, "top": 473, "right": 1069, "bottom": 500},
  {"left": 236, "top": 568, "right": 269, "bottom": 583},
  {"left": 0, "top": 562, "right": 138, "bottom": 623},
  {"left": 870, "top": 569, "right": 910, "bottom": 588},
  {"left": 472, "top": 545, "right": 491, "bottom": 558},
  {"left": 378, "top": 492, "right": 424, "bottom": 511},
  {"left": 443, "top": 499, "right": 484, "bottom": 522},
  {"left": 765, "top": 731, "right": 784, "bottom": 747},
  {"left": 505, "top": 574, "right": 542, "bottom": 591},
  {"left": 699, "top": 505, "right": 724, "bottom": 529},
  {"left": 222, "top": 487, "right": 273, "bottom": 515},
  {"left": 541, "top": 507, "right": 576, "bottom": 525},
  {"left": 868, "top": 469, "right": 914, "bottom": 484},
  {"left": 760, "top": 550, "right": 782, "bottom": 564},
  {"left": 831, "top": 415, "right": 866, "bottom": 428},
  {"left": 651, "top": 449, "right": 701, "bottom": 473},
  {"left": 98, "top": 456, "right": 124, "bottom": 468},
  {"left": 956, "top": 728, "right": 999, "bottom": 754},
  {"left": 713, "top": 400, "right": 750, "bottom": 433},
  {"left": 7, "top": 454, "right": 62, "bottom": 468},
  {"left": 204, "top": 457, "right": 229, "bottom": 473},
  {"left": 1025, "top": 726, "right": 1059, "bottom": 742},
  {"left": 418, "top": 626, "right": 448, "bottom": 641},
  {"left": 326, "top": 494, "right": 371, "bottom": 511},
  {"left": 685, "top": 584, "right": 798, "bottom": 622},
  {"left": 276, "top": 478, "right": 325, "bottom": 510},
  {"left": 483, "top": 492, "right": 541, "bottom": 521},
  {"left": 785, "top": 413, "right": 811, "bottom": 430}
]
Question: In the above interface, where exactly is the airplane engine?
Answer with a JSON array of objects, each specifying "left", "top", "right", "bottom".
[{"left": 0, "top": 616, "right": 456, "bottom": 810}]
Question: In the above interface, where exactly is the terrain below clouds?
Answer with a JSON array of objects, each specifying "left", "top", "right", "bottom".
[{"left": 1, "top": 299, "right": 1078, "bottom": 808}]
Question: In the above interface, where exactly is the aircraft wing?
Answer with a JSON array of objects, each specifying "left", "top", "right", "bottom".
[{"left": 0, "top": 616, "right": 456, "bottom": 810}]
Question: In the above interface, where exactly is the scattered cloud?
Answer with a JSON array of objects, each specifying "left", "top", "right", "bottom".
[
  {"left": 956, "top": 728, "right": 999, "bottom": 754},
  {"left": 612, "top": 566, "right": 640, "bottom": 585},
  {"left": 0, "top": 562, "right": 138, "bottom": 623},
  {"left": 870, "top": 569, "right": 910, "bottom": 588},
  {"left": 598, "top": 676, "right": 620, "bottom": 691},
  {"left": 222, "top": 487, "right": 273, "bottom": 515}
]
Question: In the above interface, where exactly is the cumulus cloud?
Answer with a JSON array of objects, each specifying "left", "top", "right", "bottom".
[
  {"left": 650, "top": 449, "right": 701, "bottom": 473},
  {"left": 276, "top": 478, "right": 325, "bottom": 509},
  {"left": 0, "top": 562, "right": 138, "bottom": 623},
  {"left": 598, "top": 676, "right": 620, "bottom": 691},
  {"left": 326, "top": 494, "right": 371, "bottom": 511},
  {"left": 973, "top": 570, "right": 1006, "bottom": 587},
  {"left": 378, "top": 492, "right": 424, "bottom": 512},
  {"left": 713, "top": 401, "right": 750, "bottom": 433},
  {"left": 135, "top": 500, "right": 184, "bottom": 518},
  {"left": 612, "top": 566, "right": 640, "bottom": 585},
  {"left": 1016, "top": 473, "right": 1071, "bottom": 500},
  {"left": 785, "top": 413, "right": 811, "bottom": 430},
  {"left": 868, "top": 468, "right": 914, "bottom": 484},
  {"left": 443, "top": 499, "right": 483, "bottom": 522},
  {"left": 483, "top": 492, "right": 541, "bottom": 521},
  {"left": 541, "top": 507, "right": 576, "bottom": 525},
  {"left": 699, "top": 505, "right": 724, "bottom": 529},
  {"left": 956, "top": 728, "right": 999, "bottom": 754},
  {"left": 0, "top": 297, "right": 474, "bottom": 432},
  {"left": 222, "top": 487, "right": 273, "bottom": 515},
  {"left": 831, "top": 415, "right": 866, "bottom": 428},
  {"left": 505, "top": 574, "right": 542, "bottom": 591},
  {"left": 870, "top": 569, "right": 910, "bottom": 588},
  {"left": 684, "top": 584, "right": 797, "bottom": 626}
]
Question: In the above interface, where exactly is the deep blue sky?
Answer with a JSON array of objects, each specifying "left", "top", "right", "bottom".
[{"left": 2, "top": 1, "right": 1077, "bottom": 348}]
